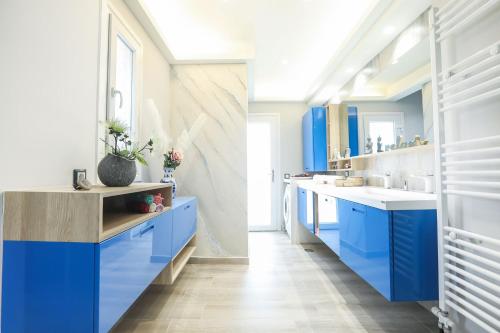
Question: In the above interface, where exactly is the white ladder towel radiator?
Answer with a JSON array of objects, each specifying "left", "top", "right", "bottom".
[{"left": 430, "top": 0, "right": 500, "bottom": 332}]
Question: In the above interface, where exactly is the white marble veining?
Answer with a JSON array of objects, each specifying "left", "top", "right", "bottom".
[{"left": 170, "top": 64, "right": 248, "bottom": 258}]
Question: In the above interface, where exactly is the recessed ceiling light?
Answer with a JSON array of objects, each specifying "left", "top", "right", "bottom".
[
  {"left": 281, "top": 59, "right": 289, "bottom": 65},
  {"left": 383, "top": 26, "right": 396, "bottom": 35},
  {"left": 345, "top": 67, "right": 354, "bottom": 73}
]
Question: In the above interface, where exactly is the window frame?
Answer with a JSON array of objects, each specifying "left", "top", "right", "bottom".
[
  {"left": 104, "top": 5, "right": 144, "bottom": 181},
  {"left": 360, "top": 112, "right": 404, "bottom": 151}
]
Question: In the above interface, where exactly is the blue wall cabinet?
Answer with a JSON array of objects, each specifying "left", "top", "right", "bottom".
[
  {"left": 347, "top": 106, "right": 359, "bottom": 157},
  {"left": 302, "top": 107, "right": 327, "bottom": 172},
  {"left": 2, "top": 196, "right": 197, "bottom": 333},
  {"left": 337, "top": 198, "right": 438, "bottom": 301}
]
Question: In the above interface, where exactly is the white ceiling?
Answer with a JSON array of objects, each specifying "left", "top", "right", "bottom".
[{"left": 140, "top": 0, "right": 431, "bottom": 103}]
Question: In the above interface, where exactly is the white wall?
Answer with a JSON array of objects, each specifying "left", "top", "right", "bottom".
[
  {"left": 0, "top": 0, "right": 102, "bottom": 188},
  {"left": 249, "top": 102, "right": 306, "bottom": 176}
]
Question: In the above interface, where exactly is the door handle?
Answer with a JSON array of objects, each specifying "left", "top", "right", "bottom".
[
  {"left": 111, "top": 87, "right": 123, "bottom": 108},
  {"left": 271, "top": 169, "right": 275, "bottom": 183},
  {"left": 139, "top": 224, "right": 154, "bottom": 236}
]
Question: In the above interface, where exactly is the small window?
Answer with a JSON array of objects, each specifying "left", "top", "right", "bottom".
[
  {"left": 105, "top": 9, "right": 143, "bottom": 179},
  {"left": 362, "top": 112, "right": 404, "bottom": 151}
]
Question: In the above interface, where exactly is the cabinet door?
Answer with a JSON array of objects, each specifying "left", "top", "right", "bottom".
[
  {"left": 392, "top": 210, "right": 438, "bottom": 301},
  {"left": 338, "top": 199, "right": 392, "bottom": 300},
  {"left": 97, "top": 215, "right": 168, "bottom": 333},
  {"left": 311, "top": 107, "right": 327, "bottom": 171},
  {"left": 302, "top": 110, "right": 314, "bottom": 172},
  {"left": 172, "top": 198, "right": 197, "bottom": 256}
]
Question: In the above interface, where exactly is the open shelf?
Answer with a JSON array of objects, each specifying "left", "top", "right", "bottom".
[
  {"left": 352, "top": 144, "right": 434, "bottom": 160},
  {"left": 153, "top": 234, "right": 197, "bottom": 285},
  {"left": 100, "top": 185, "right": 173, "bottom": 241}
]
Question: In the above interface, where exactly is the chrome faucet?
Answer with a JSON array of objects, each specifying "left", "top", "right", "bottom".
[{"left": 402, "top": 179, "right": 408, "bottom": 191}]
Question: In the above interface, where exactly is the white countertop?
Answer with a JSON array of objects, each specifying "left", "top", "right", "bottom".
[{"left": 295, "top": 180, "right": 437, "bottom": 211}]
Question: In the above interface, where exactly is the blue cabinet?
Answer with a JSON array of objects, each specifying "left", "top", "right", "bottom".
[
  {"left": 297, "top": 187, "right": 314, "bottom": 233},
  {"left": 338, "top": 200, "right": 392, "bottom": 299},
  {"left": 172, "top": 197, "right": 197, "bottom": 256},
  {"left": 302, "top": 107, "right": 327, "bottom": 172},
  {"left": 337, "top": 198, "right": 438, "bottom": 301},
  {"left": 347, "top": 106, "right": 359, "bottom": 157},
  {"left": 97, "top": 215, "right": 170, "bottom": 333},
  {"left": 2, "top": 198, "right": 197, "bottom": 333}
]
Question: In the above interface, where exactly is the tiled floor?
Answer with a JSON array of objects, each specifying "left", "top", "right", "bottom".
[{"left": 114, "top": 231, "right": 438, "bottom": 332}]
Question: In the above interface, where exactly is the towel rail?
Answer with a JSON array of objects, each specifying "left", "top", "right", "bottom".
[
  {"left": 445, "top": 264, "right": 500, "bottom": 294},
  {"left": 445, "top": 293, "right": 500, "bottom": 331},
  {"left": 446, "top": 300, "right": 498, "bottom": 333},
  {"left": 442, "top": 170, "right": 500, "bottom": 177},
  {"left": 441, "top": 134, "right": 500, "bottom": 148},
  {"left": 442, "top": 158, "right": 500, "bottom": 166},
  {"left": 443, "top": 189, "right": 500, "bottom": 200}
]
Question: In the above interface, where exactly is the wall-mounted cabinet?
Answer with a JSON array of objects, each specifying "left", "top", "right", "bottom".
[
  {"left": 2, "top": 184, "right": 197, "bottom": 333},
  {"left": 302, "top": 107, "right": 328, "bottom": 172}
]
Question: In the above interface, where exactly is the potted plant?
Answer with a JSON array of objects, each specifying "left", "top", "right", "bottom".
[
  {"left": 98, "top": 120, "right": 153, "bottom": 187},
  {"left": 161, "top": 148, "right": 183, "bottom": 197}
]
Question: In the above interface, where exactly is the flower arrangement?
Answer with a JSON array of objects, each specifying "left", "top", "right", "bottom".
[
  {"left": 102, "top": 119, "right": 153, "bottom": 165},
  {"left": 163, "top": 148, "right": 183, "bottom": 170}
]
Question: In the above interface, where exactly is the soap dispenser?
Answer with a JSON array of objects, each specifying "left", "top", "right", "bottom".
[{"left": 382, "top": 172, "right": 392, "bottom": 189}]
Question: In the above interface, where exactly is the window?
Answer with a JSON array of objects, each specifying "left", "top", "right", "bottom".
[
  {"left": 105, "top": 9, "right": 143, "bottom": 178},
  {"left": 362, "top": 112, "right": 404, "bottom": 152}
]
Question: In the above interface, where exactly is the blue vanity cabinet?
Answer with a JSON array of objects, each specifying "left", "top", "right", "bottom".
[
  {"left": 392, "top": 210, "right": 438, "bottom": 301},
  {"left": 337, "top": 198, "right": 438, "bottom": 301},
  {"left": 172, "top": 197, "right": 197, "bottom": 256},
  {"left": 297, "top": 187, "right": 308, "bottom": 226},
  {"left": 302, "top": 107, "right": 327, "bottom": 172},
  {"left": 338, "top": 200, "right": 392, "bottom": 299},
  {"left": 347, "top": 106, "right": 359, "bottom": 157}
]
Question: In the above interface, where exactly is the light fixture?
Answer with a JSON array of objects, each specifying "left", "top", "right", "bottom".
[
  {"left": 383, "top": 26, "right": 396, "bottom": 35},
  {"left": 345, "top": 67, "right": 354, "bottom": 73},
  {"left": 281, "top": 59, "right": 289, "bottom": 65}
]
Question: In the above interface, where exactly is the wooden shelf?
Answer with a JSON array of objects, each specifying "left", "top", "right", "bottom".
[
  {"left": 153, "top": 235, "right": 196, "bottom": 285},
  {"left": 101, "top": 208, "right": 172, "bottom": 241},
  {"left": 3, "top": 183, "right": 173, "bottom": 243},
  {"left": 352, "top": 144, "right": 434, "bottom": 160}
]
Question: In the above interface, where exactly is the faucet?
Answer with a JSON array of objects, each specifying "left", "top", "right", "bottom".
[
  {"left": 410, "top": 173, "right": 434, "bottom": 193},
  {"left": 373, "top": 172, "right": 391, "bottom": 189},
  {"left": 402, "top": 178, "right": 408, "bottom": 191}
]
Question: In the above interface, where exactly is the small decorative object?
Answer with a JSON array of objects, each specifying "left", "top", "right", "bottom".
[
  {"left": 414, "top": 135, "right": 422, "bottom": 146},
  {"left": 98, "top": 120, "right": 153, "bottom": 187},
  {"left": 396, "top": 135, "right": 404, "bottom": 148},
  {"left": 385, "top": 144, "right": 391, "bottom": 152},
  {"left": 153, "top": 193, "right": 165, "bottom": 212},
  {"left": 334, "top": 148, "right": 342, "bottom": 160},
  {"left": 161, "top": 148, "right": 183, "bottom": 198},
  {"left": 345, "top": 147, "right": 351, "bottom": 159},
  {"left": 377, "top": 136, "right": 383, "bottom": 153},
  {"left": 73, "top": 169, "right": 92, "bottom": 190},
  {"left": 365, "top": 137, "right": 373, "bottom": 154}
]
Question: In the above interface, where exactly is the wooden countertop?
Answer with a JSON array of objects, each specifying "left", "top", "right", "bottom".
[{"left": 3, "top": 183, "right": 173, "bottom": 243}]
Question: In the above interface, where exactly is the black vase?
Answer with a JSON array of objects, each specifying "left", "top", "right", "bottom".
[{"left": 97, "top": 154, "right": 136, "bottom": 187}]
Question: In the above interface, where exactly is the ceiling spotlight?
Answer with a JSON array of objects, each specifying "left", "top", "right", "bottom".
[
  {"left": 345, "top": 67, "right": 354, "bottom": 73},
  {"left": 281, "top": 59, "right": 289, "bottom": 65},
  {"left": 383, "top": 26, "right": 396, "bottom": 35}
]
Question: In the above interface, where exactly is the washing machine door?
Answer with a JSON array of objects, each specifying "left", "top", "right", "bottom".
[{"left": 283, "top": 184, "right": 291, "bottom": 234}]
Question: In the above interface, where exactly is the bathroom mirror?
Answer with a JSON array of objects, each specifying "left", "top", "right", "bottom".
[{"left": 333, "top": 11, "right": 433, "bottom": 157}]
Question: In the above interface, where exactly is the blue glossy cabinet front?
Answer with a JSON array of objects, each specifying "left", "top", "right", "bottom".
[
  {"left": 338, "top": 200, "right": 392, "bottom": 299},
  {"left": 2, "top": 241, "right": 95, "bottom": 333},
  {"left": 302, "top": 107, "right": 327, "bottom": 172},
  {"left": 2, "top": 198, "right": 197, "bottom": 332},
  {"left": 97, "top": 215, "right": 170, "bottom": 333},
  {"left": 172, "top": 197, "right": 197, "bottom": 256},
  {"left": 337, "top": 198, "right": 438, "bottom": 301}
]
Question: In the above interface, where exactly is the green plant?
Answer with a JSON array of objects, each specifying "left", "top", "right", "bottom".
[{"left": 101, "top": 119, "right": 153, "bottom": 166}]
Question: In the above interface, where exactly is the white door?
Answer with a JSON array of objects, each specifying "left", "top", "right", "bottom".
[{"left": 247, "top": 114, "right": 280, "bottom": 231}]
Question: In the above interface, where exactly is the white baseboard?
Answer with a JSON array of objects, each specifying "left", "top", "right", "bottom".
[{"left": 188, "top": 256, "right": 249, "bottom": 265}]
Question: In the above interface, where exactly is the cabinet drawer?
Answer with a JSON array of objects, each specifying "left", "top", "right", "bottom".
[
  {"left": 97, "top": 214, "right": 169, "bottom": 333},
  {"left": 338, "top": 199, "right": 392, "bottom": 300},
  {"left": 172, "top": 198, "right": 197, "bottom": 256}
]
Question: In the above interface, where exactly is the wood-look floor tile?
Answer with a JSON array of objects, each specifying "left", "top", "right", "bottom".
[{"left": 113, "top": 232, "right": 437, "bottom": 333}]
